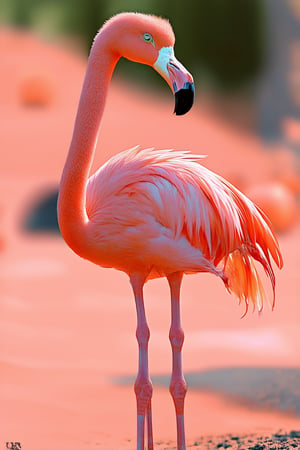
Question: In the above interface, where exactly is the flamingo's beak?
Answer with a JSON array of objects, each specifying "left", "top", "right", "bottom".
[{"left": 154, "top": 46, "right": 194, "bottom": 116}]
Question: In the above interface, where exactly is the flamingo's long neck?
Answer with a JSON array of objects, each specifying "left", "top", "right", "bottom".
[{"left": 58, "top": 32, "right": 119, "bottom": 254}]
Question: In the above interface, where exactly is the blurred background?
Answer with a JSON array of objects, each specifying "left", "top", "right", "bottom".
[
  {"left": 2, "top": 0, "right": 300, "bottom": 138},
  {"left": 1, "top": 1, "right": 300, "bottom": 449},
  {"left": 1, "top": 0, "right": 266, "bottom": 90}
]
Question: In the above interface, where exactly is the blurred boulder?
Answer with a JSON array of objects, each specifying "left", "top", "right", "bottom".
[
  {"left": 22, "top": 188, "right": 60, "bottom": 234},
  {"left": 246, "top": 181, "right": 298, "bottom": 232},
  {"left": 19, "top": 72, "right": 54, "bottom": 107}
]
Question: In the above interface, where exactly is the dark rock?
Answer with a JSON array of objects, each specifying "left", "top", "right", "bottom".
[{"left": 22, "top": 188, "right": 60, "bottom": 234}]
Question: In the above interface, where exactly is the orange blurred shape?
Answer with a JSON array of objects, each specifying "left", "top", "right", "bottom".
[
  {"left": 19, "top": 73, "right": 54, "bottom": 107},
  {"left": 282, "top": 117, "right": 300, "bottom": 143},
  {"left": 279, "top": 171, "right": 300, "bottom": 196},
  {"left": 246, "top": 181, "right": 298, "bottom": 233}
]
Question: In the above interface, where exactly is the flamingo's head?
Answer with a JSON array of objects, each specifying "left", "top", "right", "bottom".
[{"left": 101, "top": 13, "right": 194, "bottom": 115}]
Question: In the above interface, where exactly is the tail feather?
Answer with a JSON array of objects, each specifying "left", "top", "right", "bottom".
[
  {"left": 222, "top": 182, "right": 283, "bottom": 315},
  {"left": 224, "top": 249, "right": 267, "bottom": 316},
  {"left": 250, "top": 243, "right": 276, "bottom": 308},
  {"left": 231, "top": 189, "right": 283, "bottom": 270},
  {"left": 253, "top": 206, "right": 283, "bottom": 269}
]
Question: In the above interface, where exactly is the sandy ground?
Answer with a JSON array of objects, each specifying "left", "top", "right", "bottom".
[{"left": 1, "top": 28, "right": 300, "bottom": 449}]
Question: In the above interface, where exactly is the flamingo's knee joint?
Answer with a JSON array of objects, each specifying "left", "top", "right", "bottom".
[
  {"left": 134, "top": 377, "right": 153, "bottom": 415},
  {"left": 136, "top": 323, "right": 150, "bottom": 345},
  {"left": 169, "top": 378, "right": 187, "bottom": 415},
  {"left": 169, "top": 326, "right": 184, "bottom": 351}
]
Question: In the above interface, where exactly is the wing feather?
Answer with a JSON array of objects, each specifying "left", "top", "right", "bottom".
[{"left": 87, "top": 146, "right": 282, "bottom": 313}]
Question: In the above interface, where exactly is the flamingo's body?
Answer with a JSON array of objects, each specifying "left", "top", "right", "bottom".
[{"left": 58, "top": 12, "right": 282, "bottom": 450}]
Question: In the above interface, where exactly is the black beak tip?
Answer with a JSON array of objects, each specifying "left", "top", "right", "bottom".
[{"left": 174, "top": 82, "right": 195, "bottom": 116}]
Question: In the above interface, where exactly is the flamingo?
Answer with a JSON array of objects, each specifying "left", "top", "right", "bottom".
[{"left": 57, "top": 12, "right": 283, "bottom": 450}]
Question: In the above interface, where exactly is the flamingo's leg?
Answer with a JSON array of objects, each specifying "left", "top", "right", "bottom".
[
  {"left": 146, "top": 399, "right": 154, "bottom": 450},
  {"left": 167, "top": 272, "right": 187, "bottom": 450},
  {"left": 130, "top": 274, "right": 153, "bottom": 450}
]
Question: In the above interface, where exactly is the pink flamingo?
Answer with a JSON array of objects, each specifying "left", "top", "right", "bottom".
[{"left": 57, "top": 13, "right": 283, "bottom": 450}]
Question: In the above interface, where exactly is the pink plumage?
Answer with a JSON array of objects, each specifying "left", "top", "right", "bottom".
[
  {"left": 87, "top": 145, "right": 282, "bottom": 310},
  {"left": 58, "top": 12, "right": 282, "bottom": 450}
]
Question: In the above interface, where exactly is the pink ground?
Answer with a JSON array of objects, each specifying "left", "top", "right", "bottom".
[{"left": 1, "top": 28, "right": 300, "bottom": 449}]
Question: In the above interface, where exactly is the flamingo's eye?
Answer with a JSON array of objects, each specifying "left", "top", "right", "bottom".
[{"left": 142, "top": 33, "right": 154, "bottom": 45}]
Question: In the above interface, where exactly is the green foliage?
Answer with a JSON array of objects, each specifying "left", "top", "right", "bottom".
[
  {"left": 2, "top": 0, "right": 266, "bottom": 91},
  {"left": 156, "top": 0, "right": 265, "bottom": 90},
  {"left": 61, "top": 0, "right": 107, "bottom": 50}
]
